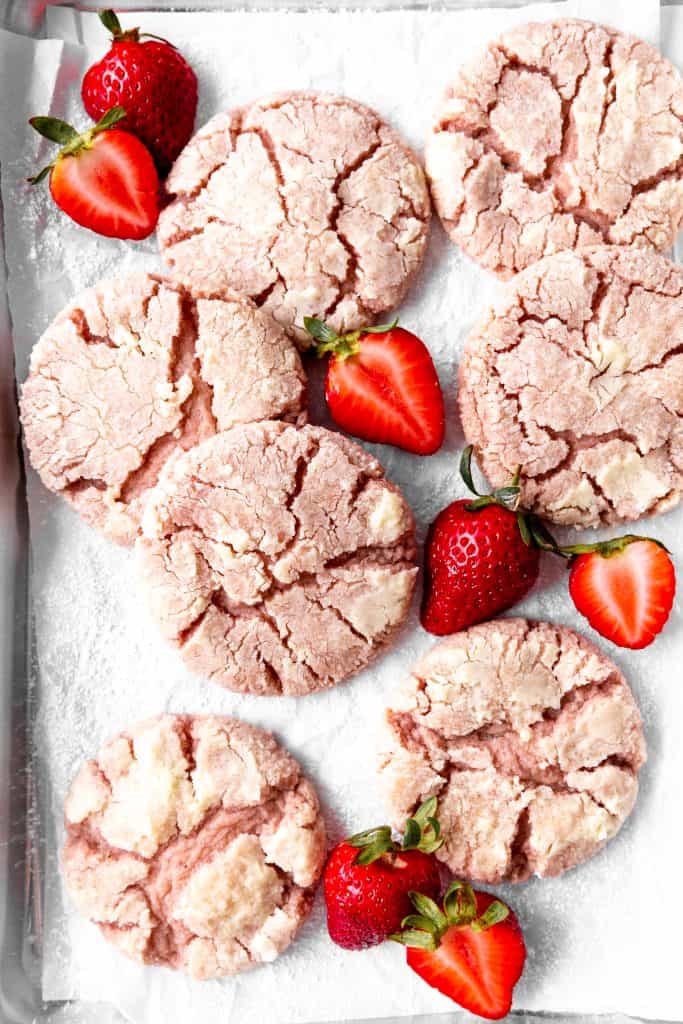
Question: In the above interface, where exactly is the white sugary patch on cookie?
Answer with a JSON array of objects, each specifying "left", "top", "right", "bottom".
[
  {"left": 158, "top": 92, "right": 431, "bottom": 347},
  {"left": 594, "top": 450, "right": 670, "bottom": 511},
  {"left": 62, "top": 714, "right": 326, "bottom": 980},
  {"left": 135, "top": 422, "right": 417, "bottom": 697},
  {"left": 426, "top": 18, "right": 683, "bottom": 276},
  {"left": 458, "top": 245, "right": 683, "bottom": 527},
  {"left": 172, "top": 835, "right": 284, "bottom": 943},
  {"left": 369, "top": 488, "right": 408, "bottom": 538},
  {"left": 20, "top": 272, "right": 307, "bottom": 545},
  {"left": 379, "top": 619, "right": 646, "bottom": 884}
]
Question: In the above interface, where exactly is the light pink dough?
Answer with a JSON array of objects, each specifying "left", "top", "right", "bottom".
[
  {"left": 157, "top": 92, "right": 431, "bottom": 347},
  {"left": 136, "top": 422, "right": 418, "bottom": 697},
  {"left": 62, "top": 714, "right": 326, "bottom": 979},
  {"left": 20, "top": 273, "right": 307, "bottom": 545},
  {"left": 426, "top": 19, "right": 683, "bottom": 276},
  {"left": 379, "top": 620, "right": 646, "bottom": 884},
  {"left": 458, "top": 246, "right": 683, "bottom": 527}
]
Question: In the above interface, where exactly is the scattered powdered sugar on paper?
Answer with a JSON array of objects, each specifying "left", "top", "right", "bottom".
[{"left": 3, "top": 2, "right": 683, "bottom": 1021}]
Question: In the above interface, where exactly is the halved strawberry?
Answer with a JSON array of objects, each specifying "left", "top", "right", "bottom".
[
  {"left": 392, "top": 882, "right": 526, "bottom": 1020},
  {"left": 568, "top": 536, "right": 675, "bottom": 649},
  {"left": 29, "top": 107, "right": 159, "bottom": 240},
  {"left": 304, "top": 317, "right": 445, "bottom": 455}
]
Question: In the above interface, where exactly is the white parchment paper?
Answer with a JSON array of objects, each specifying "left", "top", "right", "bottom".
[{"left": 2, "top": 2, "right": 682, "bottom": 1021}]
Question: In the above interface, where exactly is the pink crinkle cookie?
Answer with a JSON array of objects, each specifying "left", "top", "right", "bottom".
[
  {"left": 426, "top": 19, "right": 683, "bottom": 276},
  {"left": 379, "top": 619, "right": 646, "bottom": 884},
  {"left": 458, "top": 246, "right": 683, "bottom": 527},
  {"left": 157, "top": 91, "right": 431, "bottom": 347},
  {"left": 62, "top": 714, "right": 326, "bottom": 979},
  {"left": 20, "top": 272, "right": 306, "bottom": 545},
  {"left": 136, "top": 422, "right": 418, "bottom": 696}
]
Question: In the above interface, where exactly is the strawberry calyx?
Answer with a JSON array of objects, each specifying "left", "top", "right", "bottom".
[
  {"left": 552, "top": 533, "right": 670, "bottom": 560},
  {"left": 98, "top": 9, "right": 170, "bottom": 46},
  {"left": 523, "top": 522, "right": 670, "bottom": 563},
  {"left": 304, "top": 315, "right": 399, "bottom": 362},
  {"left": 460, "top": 445, "right": 523, "bottom": 513},
  {"left": 390, "top": 881, "right": 510, "bottom": 951},
  {"left": 28, "top": 106, "right": 127, "bottom": 185},
  {"left": 346, "top": 796, "right": 443, "bottom": 866},
  {"left": 460, "top": 445, "right": 543, "bottom": 550}
]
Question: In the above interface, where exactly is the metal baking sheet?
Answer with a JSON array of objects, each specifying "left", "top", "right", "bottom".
[{"left": 0, "top": 3, "right": 677, "bottom": 1023}]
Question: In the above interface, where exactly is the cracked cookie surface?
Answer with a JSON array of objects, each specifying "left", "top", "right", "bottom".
[
  {"left": 426, "top": 19, "right": 683, "bottom": 276},
  {"left": 157, "top": 91, "right": 431, "bottom": 347},
  {"left": 20, "top": 273, "right": 306, "bottom": 545},
  {"left": 136, "top": 422, "right": 418, "bottom": 696},
  {"left": 458, "top": 246, "right": 683, "bottom": 527},
  {"left": 62, "top": 714, "right": 326, "bottom": 979},
  {"left": 379, "top": 619, "right": 646, "bottom": 884}
]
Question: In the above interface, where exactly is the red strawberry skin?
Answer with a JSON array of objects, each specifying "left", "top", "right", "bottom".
[
  {"left": 49, "top": 130, "right": 159, "bottom": 240},
  {"left": 324, "top": 842, "right": 441, "bottom": 950},
  {"left": 569, "top": 539, "right": 675, "bottom": 649},
  {"left": 82, "top": 39, "right": 197, "bottom": 175},
  {"left": 325, "top": 327, "right": 445, "bottom": 456},
  {"left": 406, "top": 891, "right": 526, "bottom": 1020},
  {"left": 421, "top": 500, "right": 540, "bottom": 635}
]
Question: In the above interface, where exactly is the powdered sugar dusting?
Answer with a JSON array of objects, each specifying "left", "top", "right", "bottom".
[{"left": 3, "top": 3, "right": 683, "bottom": 1022}]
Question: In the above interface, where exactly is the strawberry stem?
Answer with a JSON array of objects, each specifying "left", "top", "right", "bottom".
[
  {"left": 99, "top": 9, "right": 159, "bottom": 43},
  {"left": 555, "top": 533, "right": 670, "bottom": 559},
  {"left": 402, "top": 796, "right": 442, "bottom": 854},
  {"left": 304, "top": 315, "right": 398, "bottom": 361},
  {"left": 28, "top": 107, "right": 127, "bottom": 185},
  {"left": 138, "top": 31, "right": 176, "bottom": 45},
  {"left": 458, "top": 446, "right": 668, "bottom": 562},
  {"left": 525, "top": 515, "right": 669, "bottom": 562},
  {"left": 347, "top": 826, "right": 395, "bottom": 865},
  {"left": 443, "top": 880, "right": 477, "bottom": 926},
  {"left": 471, "top": 901, "right": 510, "bottom": 933},
  {"left": 459, "top": 445, "right": 482, "bottom": 496},
  {"left": 91, "top": 106, "right": 127, "bottom": 135},
  {"left": 390, "top": 881, "right": 511, "bottom": 948},
  {"left": 99, "top": 9, "right": 124, "bottom": 37},
  {"left": 346, "top": 797, "right": 443, "bottom": 866},
  {"left": 461, "top": 446, "right": 522, "bottom": 515},
  {"left": 524, "top": 514, "right": 563, "bottom": 554},
  {"left": 98, "top": 8, "right": 171, "bottom": 45},
  {"left": 28, "top": 117, "right": 78, "bottom": 145}
]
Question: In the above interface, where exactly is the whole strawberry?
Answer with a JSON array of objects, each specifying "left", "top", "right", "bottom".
[
  {"left": 421, "top": 448, "right": 540, "bottom": 635},
  {"left": 324, "top": 798, "right": 442, "bottom": 950},
  {"left": 82, "top": 9, "right": 197, "bottom": 176}
]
